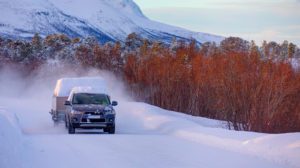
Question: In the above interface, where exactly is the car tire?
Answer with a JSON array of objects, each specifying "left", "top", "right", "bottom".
[
  {"left": 68, "top": 118, "right": 75, "bottom": 134},
  {"left": 108, "top": 125, "right": 115, "bottom": 134},
  {"left": 68, "top": 124, "right": 75, "bottom": 134}
]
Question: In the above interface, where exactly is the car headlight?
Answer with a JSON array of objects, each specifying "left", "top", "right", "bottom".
[
  {"left": 104, "top": 107, "right": 115, "bottom": 114},
  {"left": 71, "top": 110, "right": 83, "bottom": 115}
]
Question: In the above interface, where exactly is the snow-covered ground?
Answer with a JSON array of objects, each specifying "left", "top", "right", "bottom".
[{"left": 0, "top": 69, "right": 299, "bottom": 168}]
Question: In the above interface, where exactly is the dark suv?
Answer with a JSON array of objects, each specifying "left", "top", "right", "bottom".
[{"left": 64, "top": 92, "right": 118, "bottom": 134}]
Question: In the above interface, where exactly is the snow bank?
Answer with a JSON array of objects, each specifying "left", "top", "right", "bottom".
[
  {"left": 0, "top": 108, "right": 23, "bottom": 168},
  {"left": 241, "top": 134, "right": 300, "bottom": 167},
  {"left": 116, "top": 102, "right": 300, "bottom": 168},
  {"left": 53, "top": 77, "right": 108, "bottom": 97}
]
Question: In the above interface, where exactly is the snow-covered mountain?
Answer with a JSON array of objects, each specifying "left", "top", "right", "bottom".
[{"left": 0, "top": 0, "right": 223, "bottom": 43}]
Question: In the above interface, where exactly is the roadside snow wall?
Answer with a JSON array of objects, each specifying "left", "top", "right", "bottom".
[{"left": 0, "top": 109, "right": 23, "bottom": 168}]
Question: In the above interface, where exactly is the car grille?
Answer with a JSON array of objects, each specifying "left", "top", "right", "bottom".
[
  {"left": 84, "top": 111, "right": 104, "bottom": 115},
  {"left": 81, "top": 118, "right": 105, "bottom": 123}
]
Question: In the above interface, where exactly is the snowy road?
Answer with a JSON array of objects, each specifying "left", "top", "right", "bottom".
[{"left": 0, "top": 75, "right": 299, "bottom": 168}]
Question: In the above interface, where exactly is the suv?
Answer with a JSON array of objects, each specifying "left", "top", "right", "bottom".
[{"left": 64, "top": 91, "right": 118, "bottom": 134}]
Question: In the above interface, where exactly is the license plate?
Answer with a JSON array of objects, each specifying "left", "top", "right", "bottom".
[{"left": 87, "top": 115, "right": 101, "bottom": 119}]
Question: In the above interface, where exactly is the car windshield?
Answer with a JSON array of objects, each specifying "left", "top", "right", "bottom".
[{"left": 72, "top": 93, "right": 110, "bottom": 105}]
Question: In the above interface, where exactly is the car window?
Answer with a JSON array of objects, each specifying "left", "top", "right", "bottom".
[{"left": 72, "top": 93, "right": 110, "bottom": 105}]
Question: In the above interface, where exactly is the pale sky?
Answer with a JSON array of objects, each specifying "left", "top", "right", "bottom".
[{"left": 134, "top": 0, "right": 300, "bottom": 46}]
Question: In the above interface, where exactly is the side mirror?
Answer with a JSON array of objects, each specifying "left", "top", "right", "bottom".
[
  {"left": 64, "top": 101, "right": 71, "bottom": 106},
  {"left": 111, "top": 101, "right": 118, "bottom": 106}
]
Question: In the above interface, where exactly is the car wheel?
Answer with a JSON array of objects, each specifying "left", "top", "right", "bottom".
[
  {"left": 68, "top": 118, "right": 75, "bottom": 134},
  {"left": 108, "top": 126, "right": 115, "bottom": 134},
  {"left": 68, "top": 124, "right": 75, "bottom": 134}
]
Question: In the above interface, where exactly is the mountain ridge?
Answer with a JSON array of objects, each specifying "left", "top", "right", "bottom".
[{"left": 0, "top": 0, "right": 223, "bottom": 44}]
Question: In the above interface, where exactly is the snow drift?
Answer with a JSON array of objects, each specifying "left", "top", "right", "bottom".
[{"left": 0, "top": 109, "right": 22, "bottom": 168}]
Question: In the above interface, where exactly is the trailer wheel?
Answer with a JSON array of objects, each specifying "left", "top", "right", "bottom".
[
  {"left": 65, "top": 115, "right": 68, "bottom": 128},
  {"left": 53, "top": 121, "right": 59, "bottom": 127}
]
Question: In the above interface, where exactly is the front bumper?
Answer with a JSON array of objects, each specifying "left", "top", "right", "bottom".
[
  {"left": 70, "top": 113, "right": 115, "bottom": 128},
  {"left": 73, "top": 122, "right": 114, "bottom": 129}
]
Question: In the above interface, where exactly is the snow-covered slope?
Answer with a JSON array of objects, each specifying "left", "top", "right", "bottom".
[
  {"left": 0, "top": 109, "right": 22, "bottom": 168},
  {"left": 0, "top": 0, "right": 223, "bottom": 43},
  {"left": 0, "top": 71, "right": 299, "bottom": 168}
]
